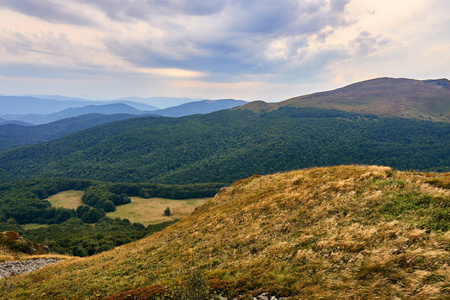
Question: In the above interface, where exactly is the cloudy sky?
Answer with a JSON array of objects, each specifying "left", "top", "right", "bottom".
[{"left": 0, "top": 0, "right": 448, "bottom": 101}]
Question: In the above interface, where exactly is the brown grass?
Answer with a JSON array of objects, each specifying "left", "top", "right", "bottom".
[{"left": 1, "top": 165, "right": 449, "bottom": 299}]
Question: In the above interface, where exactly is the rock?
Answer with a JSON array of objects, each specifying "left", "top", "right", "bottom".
[{"left": 0, "top": 258, "right": 60, "bottom": 279}]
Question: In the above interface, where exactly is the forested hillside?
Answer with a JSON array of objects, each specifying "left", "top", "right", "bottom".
[
  {"left": 0, "top": 107, "right": 448, "bottom": 184},
  {"left": 0, "top": 113, "right": 140, "bottom": 152}
]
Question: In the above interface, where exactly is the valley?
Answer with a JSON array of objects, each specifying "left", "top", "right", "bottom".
[{"left": 0, "top": 77, "right": 448, "bottom": 299}]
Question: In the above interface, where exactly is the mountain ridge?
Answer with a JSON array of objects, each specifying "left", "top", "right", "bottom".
[
  {"left": 152, "top": 99, "right": 247, "bottom": 117},
  {"left": 240, "top": 77, "right": 450, "bottom": 122},
  {"left": 1, "top": 103, "right": 147, "bottom": 125}
]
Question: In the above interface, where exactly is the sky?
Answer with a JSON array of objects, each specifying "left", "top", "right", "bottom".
[{"left": 0, "top": 0, "right": 448, "bottom": 102}]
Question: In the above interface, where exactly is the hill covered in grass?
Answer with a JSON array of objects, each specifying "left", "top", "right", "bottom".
[
  {"left": 0, "top": 107, "right": 448, "bottom": 184},
  {"left": 242, "top": 77, "right": 450, "bottom": 122},
  {"left": 2, "top": 165, "right": 448, "bottom": 299}
]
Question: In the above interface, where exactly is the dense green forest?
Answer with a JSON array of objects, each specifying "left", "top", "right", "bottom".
[
  {"left": 0, "top": 107, "right": 448, "bottom": 185},
  {"left": 0, "top": 177, "right": 222, "bottom": 256}
]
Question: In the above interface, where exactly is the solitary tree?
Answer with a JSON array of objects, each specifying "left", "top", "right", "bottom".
[{"left": 164, "top": 207, "right": 171, "bottom": 216}]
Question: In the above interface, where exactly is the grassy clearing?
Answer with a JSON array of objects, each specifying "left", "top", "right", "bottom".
[
  {"left": 106, "top": 197, "right": 210, "bottom": 226},
  {"left": 21, "top": 224, "right": 48, "bottom": 230},
  {"left": 2, "top": 165, "right": 449, "bottom": 299},
  {"left": 46, "top": 190, "right": 210, "bottom": 226},
  {"left": 46, "top": 190, "right": 84, "bottom": 209}
]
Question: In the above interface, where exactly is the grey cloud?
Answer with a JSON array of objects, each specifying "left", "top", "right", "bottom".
[
  {"left": 0, "top": 62, "right": 99, "bottom": 79},
  {"left": 100, "top": 0, "right": 352, "bottom": 78},
  {"left": 0, "top": 30, "right": 73, "bottom": 57},
  {"left": 330, "top": 0, "right": 350, "bottom": 11},
  {"left": 77, "top": 0, "right": 228, "bottom": 21},
  {"left": 352, "top": 31, "right": 391, "bottom": 56},
  {"left": 0, "top": 0, "right": 96, "bottom": 25}
]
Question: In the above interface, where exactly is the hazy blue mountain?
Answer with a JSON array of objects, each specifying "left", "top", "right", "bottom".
[
  {"left": 114, "top": 97, "right": 204, "bottom": 109},
  {"left": 106, "top": 100, "right": 158, "bottom": 111},
  {"left": 29, "top": 95, "right": 159, "bottom": 111},
  {"left": 27, "top": 94, "right": 97, "bottom": 102},
  {"left": 1, "top": 103, "right": 147, "bottom": 125},
  {"left": 0, "top": 113, "right": 143, "bottom": 152},
  {"left": 0, "top": 119, "right": 33, "bottom": 126},
  {"left": 0, "top": 96, "right": 97, "bottom": 114},
  {"left": 0, "top": 95, "right": 158, "bottom": 116},
  {"left": 152, "top": 99, "right": 247, "bottom": 117}
]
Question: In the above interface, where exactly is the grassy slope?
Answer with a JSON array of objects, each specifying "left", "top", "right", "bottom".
[
  {"left": 1, "top": 165, "right": 449, "bottom": 299},
  {"left": 242, "top": 78, "right": 450, "bottom": 122}
]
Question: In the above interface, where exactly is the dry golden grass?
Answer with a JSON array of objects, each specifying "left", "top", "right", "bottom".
[{"left": 1, "top": 165, "right": 449, "bottom": 299}]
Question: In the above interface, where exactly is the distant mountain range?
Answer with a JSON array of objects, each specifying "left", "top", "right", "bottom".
[
  {"left": 0, "top": 98, "right": 246, "bottom": 125},
  {"left": 152, "top": 99, "right": 247, "bottom": 117},
  {"left": 1, "top": 103, "right": 150, "bottom": 125},
  {"left": 0, "top": 117, "right": 33, "bottom": 126},
  {"left": 0, "top": 96, "right": 157, "bottom": 115},
  {"left": 114, "top": 97, "right": 205, "bottom": 109},
  {"left": 0, "top": 99, "right": 248, "bottom": 151},
  {"left": 241, "top": 77, "right": 450, "bottom": 122},
  {"left": 28, "top": 95, "right": 210, "bottom": 109}
]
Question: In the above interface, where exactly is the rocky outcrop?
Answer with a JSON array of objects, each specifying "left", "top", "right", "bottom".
[
  {"left": 0, "top": 258, "right": 60, "bottom": 279},
  {"left": 0, "top": 231, "right": 50, "bottom": 255}
]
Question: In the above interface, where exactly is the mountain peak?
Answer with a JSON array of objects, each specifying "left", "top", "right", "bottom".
[
  {"left": 423, "top": 78, "right": 450, "bottom": 88},
  {"left": 278, "top": 77, "right": 450, "bottom": 121}
]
